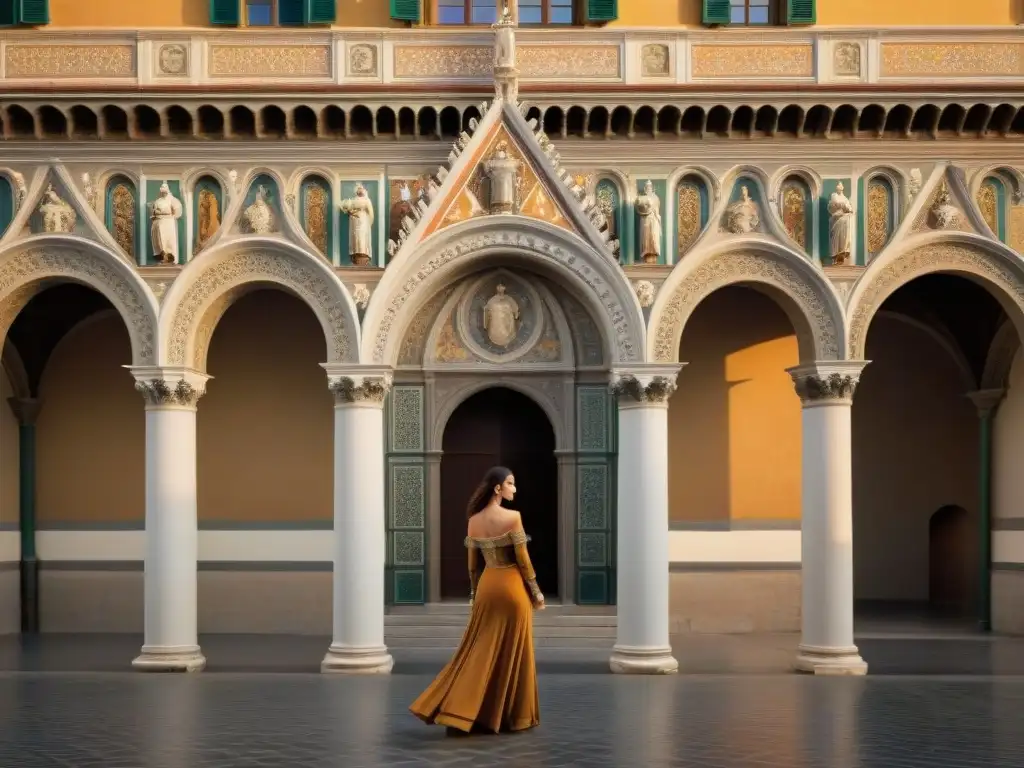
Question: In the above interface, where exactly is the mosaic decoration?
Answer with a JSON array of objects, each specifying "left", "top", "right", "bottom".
[
  {"left": 387, "top": 386, "right": 427, "bottom": 605},
  {"left": 676, "top": 179, "right": 703, "bottom": 257},
  {"left": 192, "top": 177, "right": 222, "bottom": 257},
  {"left": 107, "top": 177, "right": 137, "bottom": 259},
  {"left": 866, "top": 178, "right": 893, "bottom": 258},
  {"left": 780, "top": 179, "right": 809, "bottom": 252},
  {"left": 300, "top": 176, "right": 331, "bottom": 256}
]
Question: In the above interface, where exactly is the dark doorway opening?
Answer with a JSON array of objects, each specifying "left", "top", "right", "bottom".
[
  {"left": 929, "top": 504, "right": 977, "bottom": 617},
  {"left": 440, "top": 387, "right": 558, "bottom": 600}
]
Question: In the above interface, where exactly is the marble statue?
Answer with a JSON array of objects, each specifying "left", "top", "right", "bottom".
[
  {"left": 11, "top": 172, "right": 26, "bottom": 208},
  {"left": 635, "top": 180, "right": 662, "bottom": 264},
  {"left": 908, "top": 168, "right": 922, "bottom": 200},
  {"left": 149, "top": 182, "right": 183, "bottom": 264},
  {"left": 339, "top": 184, "right": 375, "bottom": 266},
  {"left": 242, "top": 185, "right": 275, "bottom": 235},
  {"left": 484, "top": 141, "right": 520, "bottom": 214},
  {"left": 493, "top": 1, "right": 515, "bottom": 69},
  {"left": 930, "top": 185, "right": 962, "bottom": 230},
  {"left": 828, "top": 182, "right": 855, "bottom": 266},
  {"left": 38, "top": 185, "right": 76, "bottom": 233},
  {"left": 81, "top": 172, "right": 99, "bottom": 212},
  {"left": 725, "top": 185, "right": 760, "bottom": 234},
  {"left": 482, "top": 283, "right": 520, "bottom": 348},
  {"left": 633, "top": 279, "right": 656, "bottom": 309}
]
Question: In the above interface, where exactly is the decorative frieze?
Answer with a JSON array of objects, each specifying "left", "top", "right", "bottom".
[
  {"left": 329, "top": 374, "right": 392, "bottom": 405},
  {"left": 6, "top": 44, "right": 135, "bottom": 78}
]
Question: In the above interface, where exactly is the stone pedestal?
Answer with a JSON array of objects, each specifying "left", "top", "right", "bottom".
[
  {"left": 608, "top": 368, "right": 680, "bottom": 675},
  {"left": 130, "top": 368, "right": 208, "bottom": 673},
  {"left": 789, "top": 362, "right": 868, "bottom": 676},
  {"left": 321, "top": 368, "right": 394, "bottom": 674}
]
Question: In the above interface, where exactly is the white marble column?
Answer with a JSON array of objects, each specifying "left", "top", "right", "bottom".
[
  {"left": 321, "top": 368, "right": 393, "bottom": 674},
  {"left": 129, "top": 367, "right": 208, "bottom": 672},
  {"left": 788, "top": 361, "right": 868, "bottom": 676},
  {"left": 609, "top": 367, "right": 680, "bottom": 675}
]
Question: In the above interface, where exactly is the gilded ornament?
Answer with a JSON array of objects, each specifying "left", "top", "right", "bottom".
[
  {"left": 866, "top": 181, "right": 891, "bottom": 256},
  {"left": 435, "top": 316, "right": 469, "bottom": 362},
  {"left": 676, "top": 183, "right": 701, "bottom": 256},
  {"left": 5, "top": 45, "right": 135, "bottom": 78},
  {"left": 111, "top": 183, "right": 136, "bottom": 258},
  {"left": 517, "top": 45, "right": 620, "bottom": 79},
  {"left": 195, "top": 189, "right": 221, "bottom": 253},
  {"left": 977, "top": 183, "right": 999, "bottom": 235},
  {"left": 781, "top": 183, "right": 807, "bottom": 251},
  {"left": 880, "top": 43, "right": 1024, "bottom": 78},
  {"left": 691, "top": 44, "right": 813, "bottom": 79},
  {"left": 304, "top": 183, "right": 329, "bottom": 255},
  {"left": 209, "top": 45, "right": 331, "bottom": 78}
]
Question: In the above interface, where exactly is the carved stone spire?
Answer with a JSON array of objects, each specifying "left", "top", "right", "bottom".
[{"left": 492, "top": 1, "right": 518, "bottom": 102}]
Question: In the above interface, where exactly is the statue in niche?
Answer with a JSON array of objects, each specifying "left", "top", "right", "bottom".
[
  {"left": 828, "top": 182, "right": 855, "bottom": 266},
  {"left": 724, "top": 185, "right": 760, "bottom": 234},
  {"left": 930, "top": 184, "right": 962, "bottom": 230},
  {"left": 38, "top": 185, "right": 76, "bottom": 234},
  {"left": 149, "top": 182, "right": 183, "bottom": 264},
  {"left": 242, "top": 185, "right": 275, "bottom": 235},
  {"left": 635, "top": 180, "right": 662, "bottom": 264},
  {"left": 482, "top": 283, "right": 520, "bottom": 348},
  {"left": 195, "top": 188, "right": 221, "bottom": 253},
  {"left": 484, "top": 141, "right": 520, "bottom": 214},
  {"left": 339, "top": 183, "right": 375, "bottom": 266}
]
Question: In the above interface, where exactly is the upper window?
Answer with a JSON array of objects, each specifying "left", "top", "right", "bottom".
[
  {"left": 437, "top": 0, "right": 574, "bottom": 25},
  {"left": 247, "top": 0, "right": 274, "bottom": 25},
  {"left": 729, "top": 0, "right": 773, "bottom": 25}
]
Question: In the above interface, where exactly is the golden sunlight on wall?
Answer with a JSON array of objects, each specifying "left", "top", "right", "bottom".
[
  {"left": 49, "top": 0, "right": 402, "bottom": 27},
  {"left": 36, "top": 313, "right": 144, "bottom": 525},
  {"left": 0, "top": 370, "right": 18, "bottom": 526},
  {"left": 994, "top": 349, "right": 1024, "bottom": 523},
  {"left": 198, "top": 290, "right": 333, "bottom": 523},
  {"left": 667, "top": 287, "right": 801, "bottom": 523},
  {"left": 852, "top": 315, "right": 977, "bottom": 602}
]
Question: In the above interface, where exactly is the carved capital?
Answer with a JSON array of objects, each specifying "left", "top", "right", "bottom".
[
  {"left": 788, "top": 361, "right": 869, "bottom": 406},
  {"left": 129, "top": 366, "right": 208, "bottom": 409},
  {"left": 6, "top": 397, "right": 42, "bottom": 426},
  {"left": 611, "top": 366, "right": 682, "bottom": 406},
  {"left": 967, "top": 388, "right": 1005, "bottom": 419},
  {"left": 324, "top": 365, "right": 394, "bottom": 406}
]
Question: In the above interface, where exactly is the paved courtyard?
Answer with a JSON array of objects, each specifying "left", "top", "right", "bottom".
[{"left": 0, "top": 635, "right": 1022, "bottom": 767}]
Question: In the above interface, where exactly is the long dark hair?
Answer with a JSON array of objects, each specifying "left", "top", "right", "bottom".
[{"left": 466, "top": 466, "right": 513, "bottom": 518}]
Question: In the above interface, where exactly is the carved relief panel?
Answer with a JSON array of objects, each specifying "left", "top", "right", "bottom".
[
  {"left": 300, "top": 174, "right": 332, "bottom": 257},
  {"left": 105, "top": 175, "right": 138, "bottom": 259},
  {"left": 192, "top": 175, "right": 223, "bottom": 257}
]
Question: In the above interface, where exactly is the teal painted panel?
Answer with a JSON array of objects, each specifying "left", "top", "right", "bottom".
[
  {"left": 338, "top": 180, "right": 380, "bottom": 267},
  {"left": 191, "top": 175, "right": 224, "bottom": 259},
  {"left": 983, "top": 177, "right": 1008, "bottom": 243},
  {"left": 393, "top": 531, "right": 424, "bottom": 567},
  {"left": 817, "top": 178, "right": 851, "bottom": 266},
  {"left": 0, "top": 176, "right": 14, "bottom": 237},
  {"left": 143, "top": 180, "right": 187, "bottom": 266},
  {"left": 578, "top": 532, "right": 607, "bottom": 567},
  {"left": 393, "top": 570, "right": 425, "bottom": 604},
  {"left": 299, "top": 174, "right": 334, "bottom": 259},
  {"left": 390, "top": 386, "right": 424, "bottom": 453},
  {"left": 635, "top": 178, "right": 667, "bottom": 265},
  {"left": 577, "top": 570, "right": 608, "bottom": 604},
  {"left": 576, "top": 386, "right": 609, "bottom": 453}
]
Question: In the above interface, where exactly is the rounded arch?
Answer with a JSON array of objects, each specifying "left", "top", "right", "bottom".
[
  {"left": 0, "top": 236, "right": 158, "bottom": 365},
  {"left": 981, "top": 319, "right": 1019, "bottom": 390},
  {"left": 847, "top": 233, "right": 1024, "bottom": 360},
  {"left": 361, "top": 217, "right": 645, "bottom": 366},
  {"left": 159, "top": 238, "right": 359, "bottom": 371},
  {"left": 431, "top": 378, "right": 565, "bottom": 452},
  {"left": 969, "top": 164, "right": 1024, "bottom": 202},
  {"left": 648, "top": 239, "right": 845, "bottom": 363},
  {"left": 769, "top": 164, "right": 823, "bottom": 201}
]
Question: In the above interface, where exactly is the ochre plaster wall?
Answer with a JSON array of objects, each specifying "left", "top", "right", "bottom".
[
  {"left": 667, "top": 287, "right": 801, "bottom": 524},
  {"left": 993, "top": 349, "right": 1024, "bottom": 523},
  {"left": 0, "top": 369, "right": 18, "bottom": 526},
  {"left": 36, "top": 313, "right": 143, "bottom": 526},
  {"left": 852, "top": 314, "right": 978, "bottom": 602},
  {"left": 44, "top": 0, "right": 1019, "bottom": 27},
  {"left": 197, "top": 290, "right": 333, "bottom": 524}
]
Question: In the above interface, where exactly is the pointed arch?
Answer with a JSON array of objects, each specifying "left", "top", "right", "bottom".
[
  {"left": 159, "top": 238, "right": 359, "bottom": 371},
  {"left": 648, "top": 238, "right": 845, "bottom": 364},
  {"left": 360, "top": 216, "right": 645, "bottom": 366},
  {"left": 0, "top": 236, "right": 158, "bottom": 365}
]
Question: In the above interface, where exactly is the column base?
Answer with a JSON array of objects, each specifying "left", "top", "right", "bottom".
[
  {"left": 321, "top": 645, "right": 394, "bottom": 674},
  {"left": 794, "top": 644, "right": 868, "bottom": 676},
  {"left": 609, "top": 645, "right": 679, "bottom": 675},
  {"left": 132, "top": 645, "right": 206, "bottom": 673}
]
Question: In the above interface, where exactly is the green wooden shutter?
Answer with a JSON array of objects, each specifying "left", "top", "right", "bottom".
[
  {"left": 584, "top": 0, "right": 617, "bottom": 22},
  {"left": 209, "top": 0, "right": 240, "bottom": 25},
  {"left": 18, "top": 0, "right": 49, "bottom": 24},
  {"left": 307, "top": 0, "right": 335, "bottom": 23},
  {"left": 702, "top": 0, "right": 729, "bottom": 24},
  {"left": 0, "top": 0, "right": 16, "bottom": 25},
  {"left": 389, "top": 0, "right": 419, "bottom": 23},
  {"left": 786, "top": 0, "right": 815, "bottom": 24},
  {"left": 278, "top": 0, "right": 304, "bottom": 23}
]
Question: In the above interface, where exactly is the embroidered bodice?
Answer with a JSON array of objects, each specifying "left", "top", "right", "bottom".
[{"left": 464, "top": 527, "right": 543, "bottom": 605}]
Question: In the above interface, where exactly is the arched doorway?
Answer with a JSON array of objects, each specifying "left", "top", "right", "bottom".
[
  {"left": 440, "top": 387, "right": 558, "bottom": 600},
  {"left": 929, "top": 504, "right": 976, "bottom": 615}
]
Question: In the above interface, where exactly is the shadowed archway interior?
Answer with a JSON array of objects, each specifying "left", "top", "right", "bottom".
[{"left": 439, "top": 387, "right": 558, "bottom": 600}]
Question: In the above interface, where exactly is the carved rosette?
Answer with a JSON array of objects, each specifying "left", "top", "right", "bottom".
[
  {"left": 789, "top": 364, "right": 867, "bottom": 405},
  {"left": 329, "top": 375, "right": 392, "bottom": 405},
  {"left": 135, "top": 378, "right": 204, "bottom": 408},
  {"left": 611, "top": 374, "right": 676, "bottom": 405}
]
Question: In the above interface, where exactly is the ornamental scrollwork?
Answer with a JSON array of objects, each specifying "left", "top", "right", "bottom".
[
  {"left": 135, "top": 378, "right": 203, "bottom": 407},
  {"left": 329, "top": 375, "right": 391, "bottom": 404},
  {"left": 791, "top": 372, "right": 858, "bottom": 404}
]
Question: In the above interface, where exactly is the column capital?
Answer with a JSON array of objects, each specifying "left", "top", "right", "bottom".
[
  {"left": 322, "top": 364, "right": 393, "bottom": 406},
  {"left": 787, "top": 361, "right": 870, "bottom": 406},
  {"left": 610, "top": 364, "right": 685, "bottom": 406},
  {"left": 127, "top": 366, "right": 210, "bottom": 409},
  {"left": 967, "top": 388, "right": 1005, "bottom": 418},
  {"left": 6, "top": 397, "right": 41, "bottom": 426}
]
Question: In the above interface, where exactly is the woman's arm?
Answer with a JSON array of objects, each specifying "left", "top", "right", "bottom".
[
  {"left": 509, "top": 525, "right": 545, "bottom": 608},
  {"left": 466, "top": 543, "right": 482, "bottom": 607}
]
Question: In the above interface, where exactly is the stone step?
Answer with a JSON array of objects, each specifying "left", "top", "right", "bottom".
[
  {"left": 386, "top": 635, "right": 614, "bottom": 649},
  {"left": 385, "top": 623, "right": 616, "bottom": 638},
  {"left": 385, "top": 613, "right": 616, "bottom": 627},
  {"left": 387, "top": 603, "right": 616, "bottom": 617}
]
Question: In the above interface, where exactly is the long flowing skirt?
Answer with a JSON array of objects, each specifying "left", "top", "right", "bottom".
[{"left": 409, "top": 566, "right": 540, "bottom": 733}]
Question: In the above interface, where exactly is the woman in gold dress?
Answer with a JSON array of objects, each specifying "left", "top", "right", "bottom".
[{"left": 410, "top": 466, "right": 545, "bottom": 734}]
